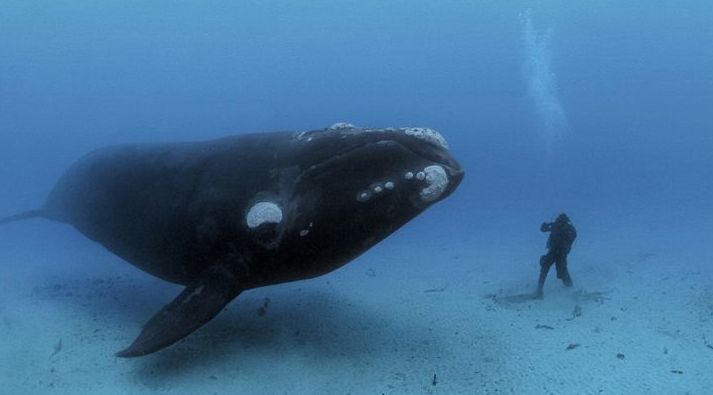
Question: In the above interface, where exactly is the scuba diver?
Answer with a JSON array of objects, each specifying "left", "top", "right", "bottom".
[{"left": 535, "top": 213, "right": 577, "bottom": 299}]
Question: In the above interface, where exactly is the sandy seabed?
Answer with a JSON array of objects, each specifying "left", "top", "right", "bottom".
[{"left": 1, "top": 222, "right": 711, "bottom": 395}]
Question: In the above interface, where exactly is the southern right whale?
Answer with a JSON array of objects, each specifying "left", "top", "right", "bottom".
[{"left": 0, "top": 123, "right": 464, "bottom": 357}]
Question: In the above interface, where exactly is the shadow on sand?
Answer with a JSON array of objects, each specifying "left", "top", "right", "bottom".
[
  {"left": 33, "top": 274, "right": 443, "bottom": 381},
  {"left": 129, "top": 287, "right": 442, "bottom": 383}
]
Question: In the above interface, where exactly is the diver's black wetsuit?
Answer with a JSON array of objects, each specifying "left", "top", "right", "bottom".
[{"left": 536, "top": 215, "right": 576, "bottom": 298}]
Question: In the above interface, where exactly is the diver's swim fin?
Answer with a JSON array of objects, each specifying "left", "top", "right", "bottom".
[
  {"left": 0, "top": 209, "right": 45, "bottom": 225},
  {"left": 116, "top": 265, "right": 243, "bottom": 358}
]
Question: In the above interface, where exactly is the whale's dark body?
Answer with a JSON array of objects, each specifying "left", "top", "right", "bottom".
[{"left": 0, "top": 124, "right": 463, "bottom": 357}]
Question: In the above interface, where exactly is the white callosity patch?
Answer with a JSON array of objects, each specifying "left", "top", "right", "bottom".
[
  {"left": 416, "top": 171, "right": 426, "bottom": 181},
  {"left": 357, "top": 191, "right": 371, "bottom": 202},
  {"left": 404, "top": 172, "right": 414, "bottom": 180},
  {"left": 297, "top": 122, "right": 356, "bottom": 142},
  {"left": 246, "top": 202, "right": 283, "bottom": 228},
  {"left": 329, "top": 122, "right": 356, "bottom": 130},
  {"left": 298, "top": 125, "right": 450, "bottom": 152},
  {"left": 419, "top": 165, "right": 449, "bottom": 202},
  {"left": 357, "top": 181, "right": 396, "bottom": 202},
  {"left": 296, "top": 131, "right": 314, "bottom": 142},
  {"left": 403, "top": 127, "right": 449, "bottom": 149}
]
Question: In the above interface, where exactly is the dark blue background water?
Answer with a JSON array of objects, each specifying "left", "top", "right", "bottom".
[{"left": 2, "top": 1, "right": 712, "bottom": 255}]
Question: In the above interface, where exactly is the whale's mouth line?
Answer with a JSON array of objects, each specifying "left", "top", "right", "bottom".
[
  {"left": 300, "top": 138, "right": 457, "bottom": 179},
  {"left": 397, "top": 139, "right": 463, "bottom": 181},
  {"left": 289, "top": 140, "right": 389, "bottom": 195},
  {"left": 300, "top": 136, "right": 462, "bottom": 187}
]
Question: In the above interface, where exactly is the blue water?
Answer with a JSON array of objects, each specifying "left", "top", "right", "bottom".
[{"left": 1, "top": 1, "right": 712, "bottom": 394}]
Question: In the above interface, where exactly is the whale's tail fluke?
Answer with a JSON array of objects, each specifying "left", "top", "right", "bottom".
[{"left": 0, "top": 209, "right": 46, "bottom": 225}]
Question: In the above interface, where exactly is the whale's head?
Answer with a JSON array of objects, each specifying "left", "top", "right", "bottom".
[{"left": 284, "top": 123, "right": 464, "bottom": 271}]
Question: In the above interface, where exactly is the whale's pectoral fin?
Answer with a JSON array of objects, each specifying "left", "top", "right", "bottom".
[{"left": 116, "top": 265, "right": 242, "bottom": 358}]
